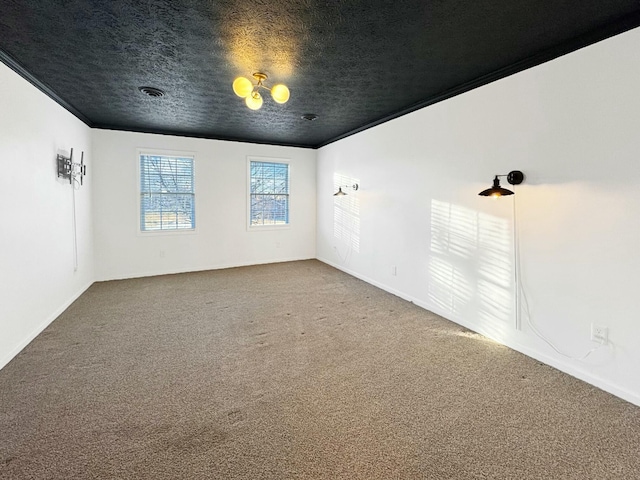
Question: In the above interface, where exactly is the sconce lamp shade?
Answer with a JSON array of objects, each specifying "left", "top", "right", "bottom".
[
  {"left": 479, "top": 176, "right": 514, "bottom": 197},
  {"left": 271, "top": 84, "right": 290, "bottom": 104},
  {"left": 233, "top": 77, "right": 253, "bottom": 98},
  {"left": 246, "top": 91, "right": 263, "bottom": 110},
  {"left": 479, "top": 170, "right": 524, "bottom": 197},
  {"left": 334, "top": 187, "right": 347, "bottom": 196}
]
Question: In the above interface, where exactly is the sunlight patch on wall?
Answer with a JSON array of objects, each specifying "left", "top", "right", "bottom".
[
  {"left": 429, "top": 199, "right": 513, "bottom": 332},
  {"left": 477, "top": 279, "right": 512, "bottom": 326},
  {"left": 333, "top": 173, "right": 360, "bottom": 254},
  {"left": 431, "top": 201, "right": 478, "bottom": 259},
  {"left": 428, "top": 256, "right": 473, "bottom": 314},
  {"left": 478, "top": 212, "right": 512, "bottom": 287}
]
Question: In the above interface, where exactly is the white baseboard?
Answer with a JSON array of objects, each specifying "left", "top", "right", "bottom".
[
  {"left": 317, "top": 256, "right": 640, "bottom": 408},
  {"left": 0, "top": 280, "right": 94, "bottom": 371},
  {"left": 97, "top": 256, "right": 317, "bottom": 282}
]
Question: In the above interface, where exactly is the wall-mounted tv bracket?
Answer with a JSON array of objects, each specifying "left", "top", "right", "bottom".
[{"left": 57, "top": 148, "right": 86, "bottom": 186}]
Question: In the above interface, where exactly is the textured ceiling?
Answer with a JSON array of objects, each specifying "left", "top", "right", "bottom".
[{"left": 2, "top": 1, "right": 640, "bottom": 148}]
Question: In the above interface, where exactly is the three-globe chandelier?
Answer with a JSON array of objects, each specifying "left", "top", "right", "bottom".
[{"left": 232, "top": 72, "right": 290, "bottom": 110}]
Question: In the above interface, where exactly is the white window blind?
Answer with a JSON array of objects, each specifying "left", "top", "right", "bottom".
[
  {"left": 140, "top": 154, "right": 195, "bottom": 231},
  {"left": 250, "top": 161, "right": 289, "bottom": 226}
]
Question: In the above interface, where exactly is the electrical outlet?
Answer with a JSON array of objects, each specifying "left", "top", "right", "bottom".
[
  {"left": 160, "top": 250, "right": 165, "bottom": 258},
  {"left": 391, "top": 266, "right": 397, "bottom": 276},
  {"left": 591, "top": 324, "right": 608, "bottom": 344}
]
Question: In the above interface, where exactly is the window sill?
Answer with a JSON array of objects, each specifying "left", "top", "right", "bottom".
[
  {"left": 138, "top": 228, "right": 198, "bottom": 237},
  {"left": 248, "top": 224, "right": 291, "bottom": 232}
]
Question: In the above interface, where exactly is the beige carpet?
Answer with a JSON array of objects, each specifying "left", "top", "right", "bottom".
[{"left": 1, "top": 260, "right": 638, "bottom": 479}]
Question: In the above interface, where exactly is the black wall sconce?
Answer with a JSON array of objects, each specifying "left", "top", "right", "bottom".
[
  {"left": 334, "top": 184, "right": 359, "bottom": 196},
  {"left": 478, "top": 171, "right": 524, "bottom": 197}
]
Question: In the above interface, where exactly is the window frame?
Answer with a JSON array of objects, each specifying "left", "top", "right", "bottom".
[
  {"left": 137, "top": 149, "right": 197, "bottom": 235},
  {"left": 247, "top": 156, "right": 291, "bottom": 231}
]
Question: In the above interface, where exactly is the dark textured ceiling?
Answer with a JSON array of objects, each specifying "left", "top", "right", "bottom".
[{"left": 2, "top": 1, "right": 640, "bottom": 148}]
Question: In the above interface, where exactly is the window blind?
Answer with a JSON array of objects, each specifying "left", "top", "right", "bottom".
[
  {"left": 250, "top": 161, "right": 289, "bottom": 226},
  {"left": 140, "top": 154, "right": 195, "bottom": 231}
]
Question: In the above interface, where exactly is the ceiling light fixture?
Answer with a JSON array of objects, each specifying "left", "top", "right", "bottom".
[
  {"left": 233, "top": 73, "right": 290, "bottom": 110},
  {"left": 334, "top": 184, "right": 359, "bottom": 196},
  {"left": 478, "top": 170, "right": 524, "bottom": 197}
]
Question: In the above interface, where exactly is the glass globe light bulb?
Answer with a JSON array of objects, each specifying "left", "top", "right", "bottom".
[
  {"left": 246, "top": 91, "right": 263, "bottom": 110},
  {"left": 233, "top": 77, "right": 253, "bottom": 98},
  {"left": 271, "top": 84, "right": 290, "bottom": 104}
]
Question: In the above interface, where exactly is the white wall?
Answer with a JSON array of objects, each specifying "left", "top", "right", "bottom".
[
  {"left": 92, "top": 130, "right": 316, "bottom": 280},
  {"left": 0, "top": 63, "right": 94, "bottom": 369},
  {"left": 317, "top": 27, "right": 640, "bottom": 406}
]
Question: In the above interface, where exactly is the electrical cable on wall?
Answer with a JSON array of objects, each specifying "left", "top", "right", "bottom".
[
  {"left": 513, "top": 194, "right": 520, "bottom": 331},
  {"left": 511, "top": 185, "right": 606, "bottom": 361},
  {"left": 57, "top": 148, "right": 86, "bottom": 272},
  {"left": 72, "top": 178, "right": 78, "bottom": 271}
]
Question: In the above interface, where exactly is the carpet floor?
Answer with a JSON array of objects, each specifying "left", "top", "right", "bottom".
[{"left": 1, "top": 260, "right": 639, "bottom": 479}]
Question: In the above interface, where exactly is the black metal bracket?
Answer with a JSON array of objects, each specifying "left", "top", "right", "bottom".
[
  {"left": 506, "top": 170, "right": 524, "bottom": 185},
  {"left": 57, "top": 148, "right": 86, "bottom": 186}
]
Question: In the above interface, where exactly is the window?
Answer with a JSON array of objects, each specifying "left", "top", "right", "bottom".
[
  {"left": 140, "top": 153, "right": 195, "bottom": 231},
  {"left": 249, "top": 160, "right": 289, "bottom": 226}
]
